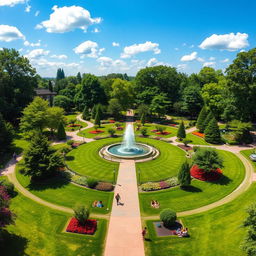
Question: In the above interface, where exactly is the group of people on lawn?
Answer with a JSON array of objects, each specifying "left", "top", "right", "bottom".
[
  {"left": 92, "top": 200, "right": 104, "bottom": 208},
  {"left": 151, "top": 200, "right": 160, "bottom": 208}
]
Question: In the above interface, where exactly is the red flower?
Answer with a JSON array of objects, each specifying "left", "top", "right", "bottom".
[
  {"left": 155, "top": 131, "right": 171, "bottom": 135},
  {"left": 89, "top": 130, "right": 104, "bottom": 134},
  {"left": 192, "top": 132, "right": 205, "bottom": 138},
  {"left": 190, "top": 165, "right": 222, "bottom": 181},
  {"left": 66, "top": 218, "right": 97, "bottom": 235}
]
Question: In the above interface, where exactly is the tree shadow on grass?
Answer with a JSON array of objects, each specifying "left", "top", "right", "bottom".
[
  {"left": 181, "top": 185, "right": 202, "bottom": 193},
  {"left": 0, "top": 230, "right": 28, "bottom": 256},
  {"left": 211, "top": 175, "right": 232, "bottom": 185},
  {"left": 65, "top": 155, "right": 75, "bottom": 161},
  {"left": 28, "top": 172, "right": 70, "bottom": 191}
]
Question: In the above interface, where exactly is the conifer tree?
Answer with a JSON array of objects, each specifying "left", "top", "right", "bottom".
[
  {"left": 205, "top": 117, "right": 222, "bottom": 144},
  {"left": 196, "top": 106, "right": 208, "bottom": 133},
  {"left": 94, "top": 109, "right": 101, "bottom": 127},
  {"left": 203, "top": 111, "right": 214, "bottom": 132},
  {"left": 57, "top": 122, "right": 66, "bottom": 140},
  {"left": 140, "top": 113, "right": 146, "bottom": 126},
  {"left": 178, "top": 161, "right": 191, "bottom": 188},
  {"left": 0, "top": 114, "right": 14, "bottom": 155},
  {"left": 177, "top": 121, "right": 186, "bottom": 141},
  {"left": 82, "top": 106, "right": 90, "bottom": 120},
  {"left": 91, "top": 105, "right": 97, "bottom": 119},
  {"left": 77, "top": 72, "right": 82, "bottom": 84},
  {"left": 96, "top": 104, "right": 104, "bottom": 120}
]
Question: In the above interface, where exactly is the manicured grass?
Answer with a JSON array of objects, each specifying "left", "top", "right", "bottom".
[
  {"left": 139, "top": 149, "right": 245, "bottom": 215},
  {"left": 144, "top": 183, "right": 256, "bottom": 256},
  {"left": 66, "top": 138, "right": 120, "bottom": 182},
  {"left": 241, "top": 149, "right": 256, "bottom": 172},
  {"left": 135, "top": 123, "right": 178, "bottom": 138},
  {"left": 136, "top": 138, "right": 186, "bottom": 183},
  {"left": 186, "top": 133, "right": 210, "bottom": 145},
  {"left": 3, "top": 192, "right": 107, "bottom": 256},
  {"left": 64, "top": 113, "right": 87, "bottom": 131},
  {"left": 16, "top": 167, "right": 113, "bottom": 215}
]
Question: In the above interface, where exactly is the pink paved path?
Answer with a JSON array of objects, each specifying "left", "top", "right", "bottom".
[{"left": 104, "top": 160, "right": 145, "bottom": 256}]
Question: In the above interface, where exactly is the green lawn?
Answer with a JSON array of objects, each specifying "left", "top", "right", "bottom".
[
  {"left": 241, "top": 149, "right": 256, "bottom": 172},
  {"left": 78, "top": 123, "right": 125, "bottom": 138},
  {"left": 136, "top": 138, "right": 186, "bottom": 183},
  {"left": 186, "top": 133, "right": 210, "bottom": 145},
  {"left": 3, "top": 192, "right": 107, "bottom": 256},
  {"left": 134, "top": 123, "right": 178, "bottom": 138},
  {"left": 64, "top": 113, "right": 88, "bottom": 131},
  {"left": 144, "top": 184, "right": 256, "bottom": 256},
  {"left": 139, "top": 149, "right": 245, "bottom": 215},
  {"left": 16, "top": 167, "right": 113, "bottom": 215},
  {"left": 66, "top": 138, "right": 120, "bottom": 182}
]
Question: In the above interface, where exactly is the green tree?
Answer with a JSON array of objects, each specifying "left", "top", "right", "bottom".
[
  {"left": 0, "top": 48, "right": 37, "bottom": 122},
  {"left": 140, "top": 113, "right": 146, "bottom": 126},
  {"left": 22, "top": 133, "right": 64, "bottom": 180},
  {"left": 76, "top": 72, "right": 82, "bottom": 84},
  {"left": 57, "top": 122, "right": 66, "bottom": 140},
  {"left": 82, "top": 106, "right": 91, "bottom": 120},
  {"left": 94, "top": 109, "right": 101, "bottom": 127},
  {"left": 46, "top": 107, "right": 65, "bottom": 134},
  {"left": 177, "top": 121, "right": 186, "bottom": 141},
  {"left": 192, "top": 148, "right": 223, "bottom": 172},
  {"left": 91, "top": 105, "right": 97, "bottom": 119},
  {"left": 73, "top": 205, "right": 89, "bottom": 225},
  {"left": 178, "top": 161, "right": 191, "bottom": 188},
  {"left": 205, "top": 117, "right": 222, "bottom": 144},
  {"left": 56, "top": 68, "right": 65, "bottom": 81},
  {"left": 150, "top": 93, "right": 170, "bottom": 117},
  {"left": 242, "top": 203, "right": 256, "bottom": 256},
  {"left": 108, "top": 99, "right": 122, "bottom": 119},
  {"left": 0, "top": 114, "right": 14, "bottom": 156},
  {"left": 53, "top": 95, "right": 72, "bottom": 112},
  {"left": 160, "top": 209, "right": 177, "bottom": 228},
  {"left": 196, "top": 106, "right": 208, "bottom": 133},
  {"left": 198, "top": 67, "right": 222, "bottom": 86},
  {"left": 137, "top": 104, "right": 150, "bottom": 119},
  {"left": 203, "top": 111, "right": 214, "bottom": 132},
  {"left": 107, "top": 128, "right": 116, "bottom": 137},
  {"left": 20, "top": 97, "right": 49, "bottom": 136}
]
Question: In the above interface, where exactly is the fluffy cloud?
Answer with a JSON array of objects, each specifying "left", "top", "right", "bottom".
[
  {"left": 25, "top": 48, "right": 49, "bottom": 59},
  {"left": 146, "top": 58, "right": 168, "bottom": 67},
  {"left": 25, "top": 4, "right": 31, "bottom": 13},
  {"left": 36, "top": 5, "right": 101, "bottom": 33},
  {"left": 180, "top": 52, "right": 198, "bottom": 61},
  {"left": 97, "top": 56, "right": 128, "bottom": 71},
  {"left": 51, "top": 54, "right": 68, "bottom": 60},
  {"left": 0, "top": 0, "right": 26, "bottom": 7},
  {"left": 0, "top": 25, "right": 25, "bottom": 42},
  {"left": 35, "top": 10, "right": 40, "bottom": 17},
  {"left": 121, "top": 41, "right": 160, "bottom": 58},
  {"left": 199, "top": 32, "right": 249, "bottom": 51},
  {"left": 220, "top": 58, "right": 229, "bottom": 63},
  {"left": 209, "top": 56, "right": 215, "bottom": 61},
  {"left": 112, "top": 42, "right": 120, "bottom": 47},
  {"left": 73, "top": 40, "right": 104, "bottom": 58},
  {"left": 203, "top": 61, "right": 216, "bottom": 67},
  {"left": 24, "top": 40, "right": 41, "bottom": 47},
  {"left": 177, "top": 64, "right": 187, "bottom": 71}
]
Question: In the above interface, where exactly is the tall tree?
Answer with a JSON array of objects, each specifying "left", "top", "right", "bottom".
[
  {"left": 0, "top": 114, "right": 14, "bottom": 156},
  {"left": 205, "top": 117, "right": 221, "bottom": 144},
  {"left": 76, "top": 72, "right": 82, "bottom": 84},
  {"left": 0, "top": 48, "right": 37, "bottom": 122},
  {"left": 196, "top": 106, "right": 208, "bottom": 133},
  {"left": 46, "top": 107, "right": 65, "bottom": 134},
  {"left": 150, "top": 93, "right": 170, "bottom": 117},
  {"left": 108, "top": 99, "right": 122, "bottom": 119},
  {"left": 94, "top": 108, "right": 101, "bottom": 127},
  {"left": 57, "top": 122, "right": 66, "bottom": 140},
  {"left": 82, "top": 106, "right": 90, "bottom": 120},
  {"left": 177, "top": 121, "right": 186, "bottom": 141},
  {"left": 178, "top": 161, "right": 191, "bottom": 188}
]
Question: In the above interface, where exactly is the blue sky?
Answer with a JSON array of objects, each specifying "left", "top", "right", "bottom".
[{"left": 0, "top": 0, "right": 255, "bottom": 77}]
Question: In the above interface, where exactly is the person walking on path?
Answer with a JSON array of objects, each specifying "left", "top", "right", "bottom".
[
  {"left": 142, "top": 227, "right": 147, "bottom": 240},
  {"left": 115, "top": 193, "right": 121, "bottom": 205}
]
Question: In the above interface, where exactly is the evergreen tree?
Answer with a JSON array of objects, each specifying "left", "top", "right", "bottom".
[
  {"left": 48, "top": 80, "right": 53, "bottom": 92},
  {"left": 82, "top": 106, "right": 90, "bottom": 120},
  {"left": 57, "top": 122, "right": 66, "bottom": 140},
  {"left": 56, "top": 68, "right": 65, "bottom": 80},
  {"left": 140, "top": 113, "right": 146, "bottom": 126},
  {"left": 96, "top": 104, "right": 104, "bottom": 120},
  {"left": 203, "top": 111, "right": 214, "bottom": 132},
  {"left": 0, "top": 114, "right": 14, "bottom": 155},
  {"left": 177, "top": 121, "right": 186, "bottom": 140},
  {"left": 205, "top": 117, "right": 222, "bottom": 144},
  {"left": 23, "top": 133, "right": 64, "bottom": 180},
  {"left": 91, "top": 105, "right": 97, "bottom": 119},
  {"left": 108, "top": 99, "right": 122, "bottom": 119},
  {"left": 94, "top": 109, "right": 101, "bottom": 127},
  {"left": 178, "top": 161, "right": 191, "bottom": 188},
  {"left": 77, "top": 72, "right": 82, "bottom": 84},
  {"left": 196, "top": 106, "right": 208, "bottom": 133}
]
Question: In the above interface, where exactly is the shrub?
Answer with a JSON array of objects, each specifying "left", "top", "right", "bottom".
[
  {"left": 182, "top": 139, "right": 192, "bottom": 147},
  {"left": 57, "top": 122, "right": 66, "bottom": 140},
  {"left": 160, "top": 209, "right": 177, "bottom": 228},
  {"left": 71, "top": 175, "right": 88, "bottom": 186},
  {"left": 205, "top": 117, "right": 222, "bottom": 144},
  {"left": 73, "top": 205, "right": 89, "bottom": 225},
  {"left": 141, "top": 182, "right": 161, "bottom": 191},
  {"left": 196, "top": 106, "right": 208, "bottom": 133},
  {"left": 95, "top": 182, "right": 114, "bottom": 191},
  {"left": 67, "top": 140, "right": 74, "bottom": 146},
  {"left": 58, "top": 144, "right": 72, "bottom": 154},
  {"left": 178, "top": 161, "right": 191, "bottom": 188},
  {"left": 0, "top": 180, "right": 15, "bottom": 197},
  {"left": 165, "top": 177, "right": 179, "bottom": 187},
  {"left": 140, "top": 127, "right": 148, "bottom": 136},
  {"left": 87, "top": 177, "right": 98, "bottom": 188},
  {"left": 107, "top": 128, "right": 116, "bottom": 137}
]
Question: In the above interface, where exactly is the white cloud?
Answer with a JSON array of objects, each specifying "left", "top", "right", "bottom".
[
  {"left": 73, "top": 40, "right": 104, "bottom": 58},
  {"left": 209, "top": 56, "right": 215, "bottom": 61},
  {"left": 197, "top": 57, "right": 205, "bottom": 62},
  {"left": 180, "top": 52, "right": 198, "bottom": 61},
  {"left": 146, "top": 58, "right": 168, "bottom": 67},
  {"left": 24, "top": 40, "right": 41, "bottom": 47},
  {"left": 25, "top": 4, "right": 31, "bottom": 12},
  {"left": 97, "top": 56, "right": 128, "bottom": 71},
  {"left": 121, "top": 41, "right": 160, "bottom": 58},
  {"left": 203, "top": 61, "right": 216, "bottom": 67},
  {"left": 92, "top": 28, "right": 100, "bottom": 33},
  {"left": 199, "top": 32, "right": 249, "bottom": 51},
  {"left": 220, "top": 58, "right": 229, "bottom": 63},
  {"left": 25, "top": 48, "right": 49, "bottom": 59},
  {"left": 0, "top": 25, "right": 25, "bottom": 42},
  {"left": 177, "top": 64, "right": 187, "bottom": 71},
  {"left": 0, "top": 0, "right": 26, "bottom": 7},
  {"left": 50, "top": 54, "right": 68, "bottom": 60},
  {"left": 35, "top": 10, "right": 40, "bottom": 16},
  {"left": 112, "top": 42, "right": 120, "bottom": 47},
  {"left": 36, "top": 5, "right": 101, "bottom": 33}
]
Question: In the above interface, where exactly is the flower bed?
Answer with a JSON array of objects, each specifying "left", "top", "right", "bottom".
[
  {"left": 109, "top": 120, "right": 115, "bottom": 123},
  {"left": 151, "top": 129, "right": 159, "bottom": 132},
  {"left": 89, "top": 130, "right": 104, "bottom": 134},
  {"left": 190, "top": 165, "right": 222, "bottom": 181},
  {"left": 116, "top": 127, "right": 123, "bottom": 130},
  {"left": 141, "top": 177, "right": 179, "bottom": 191},
  {"left": 67, "top": 124, "right": 81, "bottom": 127},
  {"left": 178, "top": 145, "right": 193, "bottom": 151},
  {"left": 169, "top": 124, "right": 177, "bottom": 127},
  {"left": 66, "top": 218, "right": 97, "bottom": 235},
  {"left": 155, "top": 131, "right": 171, "bottom": 135},
  {"left": 192, "top": 132, "right": 205, "bottom": 138}
]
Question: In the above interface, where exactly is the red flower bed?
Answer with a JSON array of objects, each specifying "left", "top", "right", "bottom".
[
  {"left": 66, "top": 218, "right": 97, "bottom": 235},
  {"left": 159, "top": 181, "right": 169, "bottom": 189},
  {"left": 89, "top": 130, "right": 104, "bottom": 134},
  {"left": 151, "top": 129, "right": 159, "bottom": 132},
  {"left": 116, "top": 127, "right": 123, "bottom": 130},
  {"left": 190, "top": 165, "right": 222, "bottom": 181},
  {"left": 109, "top": 120, "right": 115, "bottom": 123},
  {"left": 192, "top": 132, "right": 205, "bottom": 138},
  {"left": 156, "top": 131, "right": 171, "bottom": 135},
  {"left": 68, "top": 124, "right": 81, "bottom": 127},
  {"left": 169, "top": 124, "right": 177, "bottom": 127}
]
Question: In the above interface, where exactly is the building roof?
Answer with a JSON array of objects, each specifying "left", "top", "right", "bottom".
[{"left": 35, "top": 88, "right": 57, "bottom": 96}]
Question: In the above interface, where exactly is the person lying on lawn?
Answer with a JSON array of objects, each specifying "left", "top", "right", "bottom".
[{"left": 151, "top": 200, "right": 160, "bottom": 208}]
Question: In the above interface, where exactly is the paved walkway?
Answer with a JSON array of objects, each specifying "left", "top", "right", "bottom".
[{"left": 104, "top": 160, "right": 145, "bottom": 256}]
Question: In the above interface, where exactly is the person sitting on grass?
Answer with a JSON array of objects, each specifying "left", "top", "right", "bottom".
[
  {"left": 97, "top": 201, "right": 103, "bottom": 208},
  {"left": 92, "top": 201, "right": 98, "bottom": 207},
  {"left": 151, "top": 200, "right": 160, "bottom": 208}
]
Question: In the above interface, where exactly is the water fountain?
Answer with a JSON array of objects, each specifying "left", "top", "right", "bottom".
[{"left": 101, "top": 123, "right": 157, "bottom": 160}]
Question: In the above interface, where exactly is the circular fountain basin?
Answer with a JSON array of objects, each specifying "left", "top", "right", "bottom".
[{"left": 105, "top": 143, "right": 154, "bottom": 159}]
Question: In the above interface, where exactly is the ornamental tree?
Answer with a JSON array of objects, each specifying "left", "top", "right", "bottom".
[
  {"left": 94, "top": 109, "right": 101, "bottom": 128},
  {"left": 140, "top": 113, "right": 146, "bottom": 126},
  {"left": 192, "top": 148, "right": 223, "bottom": 172},
  {"left": 57, "top": 122, "right": 66, "bottom": 140},
  {"left": 160, "top": 209, "right": 177, "bottom": 228},
  {"left": 22, "top": 132, "right": 64, "bottom": 180},
  {"left": 204, "top": 117, "right": 222, "bottom": 144},
  {"left": 108, "top": 99, "right": 122, "bottom": 119},
  {"left": 82, "top": 106, "right": 91, "bottom": 121},
  {"left": 178, "top": 161, "right": 191, "bottom": 188},
  {"left": 196, "top": 106, "right": 208, "bottom": 133},
  {"left": 74, "top": 205, "right": 89, "bottom": 225},
  {"left": 177, "top": 121, "right": 186, "bottom": 141}
]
